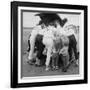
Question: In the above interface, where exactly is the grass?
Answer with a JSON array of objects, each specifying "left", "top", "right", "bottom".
[{"left": 22, "top": 28, "right": 79, "bottom": 77}]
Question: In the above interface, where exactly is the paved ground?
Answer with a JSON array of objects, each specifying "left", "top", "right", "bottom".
[{"left": 21, "top": 29, "right": 79, "bottom": 77}]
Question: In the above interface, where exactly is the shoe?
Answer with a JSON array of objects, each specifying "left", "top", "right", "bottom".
[
  {"left": 27, "top": 60, "right": 35, "bottom": 65},
  {"left": 55, "top": 66, "right": 59, "bottom": 70},
  {"left": 75, "top": 59, "right": 79, "bottom": 66},
  {"left": 45, "top": 66, "right": 50, "bottom": 71}
]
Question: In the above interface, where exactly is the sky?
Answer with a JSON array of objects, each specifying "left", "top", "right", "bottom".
[{"left": 23, "top": 12, "right": 81, "bottom": 28}]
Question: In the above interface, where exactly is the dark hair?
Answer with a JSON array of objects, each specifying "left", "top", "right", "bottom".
[
  {"left": 60, "top": 18, "right": 67, "bottom": 27},
  {"left": 35, "top": 13, "right": 68, "bottom": 27},
  {"left": 38, "top": 20, "right": 43, "bottom": 25}
]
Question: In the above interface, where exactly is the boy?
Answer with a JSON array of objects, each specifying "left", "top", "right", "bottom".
[
  {"left": 51, "top": 37, "right": 62, "bottom": 70},
  {"left": 59, "top": 36, "right": 69, "bottom": 72}
]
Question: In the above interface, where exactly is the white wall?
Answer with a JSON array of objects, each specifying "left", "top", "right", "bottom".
[{"left": 0, "top": 0, "right": 89, "bottom": 90}]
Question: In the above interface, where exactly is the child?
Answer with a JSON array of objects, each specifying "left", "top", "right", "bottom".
[
  {"left": 59, "top": 44, "right": 69, "bottom": 72},
  {"left": 51, "top": 38, "right": 62, "bottom": 70}
]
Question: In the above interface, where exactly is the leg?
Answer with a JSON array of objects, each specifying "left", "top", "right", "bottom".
[
  {"left": 28, "top": 29, "right": 39, "bottom": 60},
  {"left": 55, "top": 53, "right": 59, "bottom": 70},
  {"left": 68, "top": 46, "right": 73, "bottom": 61},
  {"left": 70, "top": 35, "right": 78, "bottom": 65},
  {"left": 62, "top": 56, "right": 67, "bottom": 72},
  {"left": 68, "top": 35, "right": 78, "bottom": 61},
  {"left": 52, "top": 54, "right": 56, "bottom": 70},
  {"left": 35, "top": 58, "right": 40, "bottom": 66},
  {"left": 45, "top": 47, "right": 52, "bottom": 71},
  {"left": 73, "top": 44, "right": 78, "bottom": 60},
  {"left": 72, "top": 44, "right": 79, "bottom": 65},
  {"left": 35, "top": 50, "right": 43, "bottom": 66},
  {"left": 61, "top": 54, "right": 69, "bottom": 72},
  {"left": 27, "top": 39, "right": 30, "bottom": 52},
  {"left": 28, "top": 33, "right": 37, "bottom": 60},
  {"left": 42, "top": 37, "right": 53, "bottom": 70},
  {"left": 35, "top": 37, "right": 45, "bottom": 66}
]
